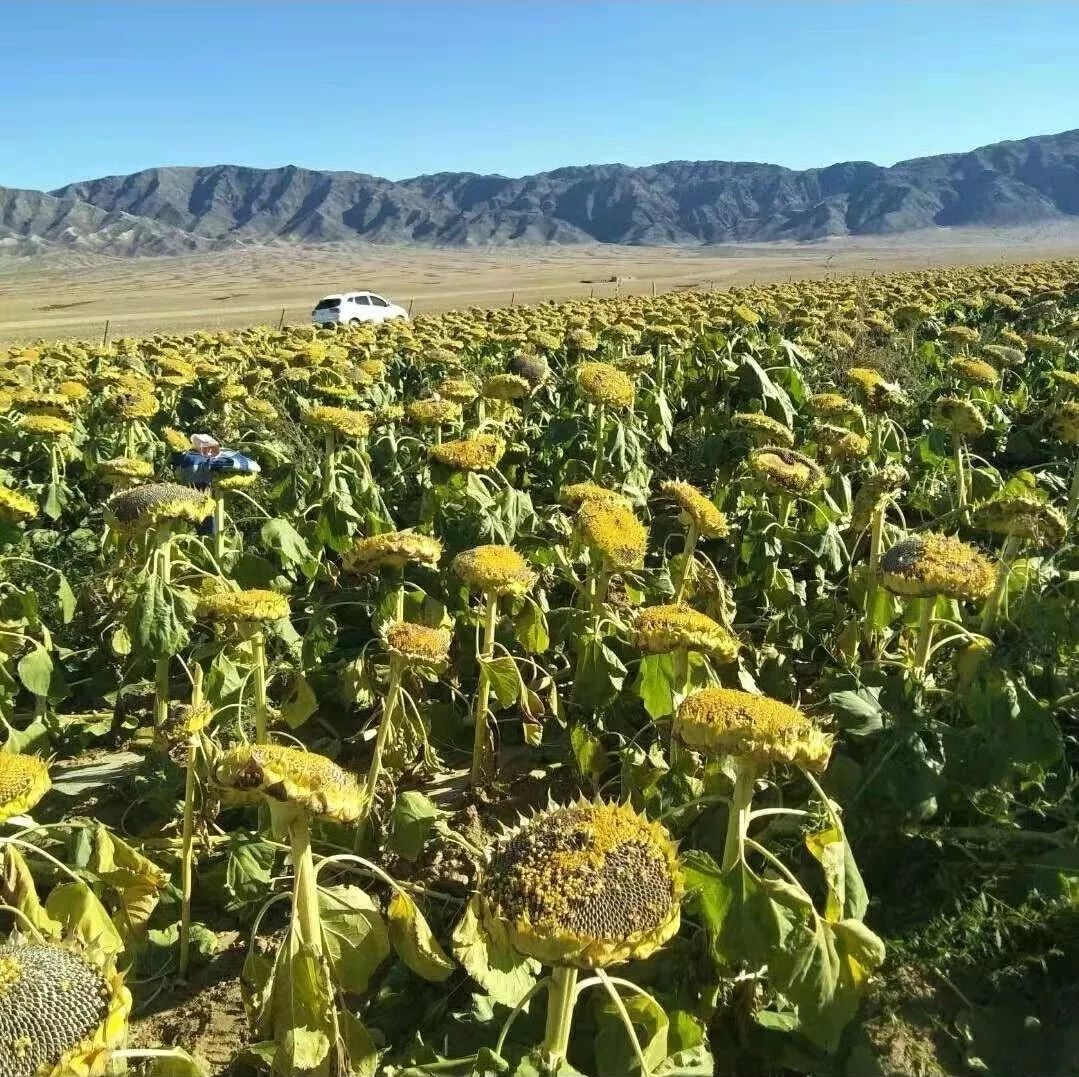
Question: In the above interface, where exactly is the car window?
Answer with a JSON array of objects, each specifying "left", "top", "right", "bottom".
[
  {"left": 354, "top": 294, "right": 371, "bottom": 306},
  {"left": 369, "top": 294, "right": 389, "bottom": 308},
  {"left": 314, "top": 297, "right": 340, "bottom": 310}
]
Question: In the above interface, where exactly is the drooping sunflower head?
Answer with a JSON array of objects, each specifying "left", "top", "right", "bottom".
[
  {"left": 381, "top": 621, "right": 452, "bottom": 667},
  {"left": 931, "top": 397, "right": 987, "bottom": 438},
  {"left": 429, "top": 434, "right": 505, "bottom": 472},
  {"left": 631, "top": 604, "right": 739, "bottom": 662},
  {"left": 880, "top": 533, "right": 995, "bottom": 602},
  {"left": 478, "top": 801, "right": 683, "bottom": 969},
  {"left": 559, "top": 482, "right": 631, "bottom": 511},
  {"left": 451, "top": 545, "right": 536, "bottom": 597},
  {"left": 576, "top": 501, "right": 648, "bottom": 570},
  {"left": 1049, "top": 401, "right": 1079, "bottom": 445},
  {"left": 812, "top": 423, "right": 871, "bottom": 463},
  {"left": 972, "top": 497, "right": 1068, "bottom": 547},
  {"left": 747, "top": 446, "right": 825, "bottom": 497},
  {"left": 949, "top": 357, "right": 999, "bottom": 388},
  {"left": 156, "top": 700, "right": 215, "bottom": 750},
  {"left": 96, "top": 457, "right": 154, "bottom": 487},
  {"left": 161, "top": 426, "right": 190, "bottom": 453},
  {"left": 0, "top": 488, "right": 37, "bottom": 525},
  {"left": 850, "top": 464, "right": 909, "bottom": 532},
  {"left": 0, "top": 940, "right": 130, "bottom": 1077},
  {"left": 482, "top": 374, "right": 531, "bottom": 402},
  {"left": 508, "top": 353, "right": 550, "bottom": 389},
  {"left": 342, "top": 530, "right": 442, "bottom": 575},
  {"left": 847, "top": 367, "right": 908, "bottom": 413},
  {"left": 106, "top": 483, "right": 214, "bottom": 534},
  {"left": 659, "top": 480, "right": 729, "bottom": 538},
  {"left": 17, "top": 415, "right": 73, "bottom": 441},
  {"left": 197, "top": 588, "right": 290, "bottom": 625},
  {"left": 436, "top": 379, "right": 479, "bottom": 405},
  {"left": 674, "top": 687, "right": 833, "bottom": 772},
  {"left": 1048, "top": 369, "right": 1079, "bottom": 396},
  {"left": 302, "top": 405, "right": 373, "bottom": 440},
  {"left": 576, "top": 362, "right": 635, "bottom": 410},
  {"left": 406, "top": 398, "right": 463, "bottom": 426},
  {"left": 214, "top": 743, "right": 364, "bottom": 824},
  {"left": 0, "top": 754, "right": 50, "bottom": 824},
  {"left": 806, "top": 392, "right": 865, "bottom": 427},
  {"left": 731, "top": 412, "right": 795, "bottom": 447}
]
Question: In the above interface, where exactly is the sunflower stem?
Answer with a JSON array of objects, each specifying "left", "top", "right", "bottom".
[
  {"left": 1068, "top": 455, "right": 1079, "bottom": 522},
  {"left": 862, "top": 501, "right": 886, "bottom": 649},
  {"left": 251, "top": 629, "right": 268, "bottom": 744},
  {"left": 289, "top": 811, "right": 322, "bottom": 956},
  {"left": 953, "top": 433, "right": 968, "bottom": 511},
  {"left": 322, "top": 430, "right": 337, "bottom": 499},
  {"left": 673, "top": 522, "right": 698, "bottom": 603},
  {"left": 777, "top": 496, "right": 793, "bottom": 529},
  {"left": 178, "top": 664, "right": 203, "bottom": 980},
  {"left": 591, "top": 405, "right": 607, "bottom": 481},
  {"left": 912, "top": 597, "right": 936, "bottom": 677},
  {"left": 358, "top": 656, "right": 404, "bottom": 844},
  {"left": 153, "top": 523, "right": 173, "bottom": 729},
  {"left": 980, "top": 532, "right": 1022, "bottom": 635},
  {"left": 213, "top": 493, "right": 226, "bottom": 562},
  {"left": 541, "top": 965, "right": 580, "bottom": 1074},
  {"left": 470, "top": 593, "right": 499, "bottom": 786},
  {"left": 721, "top": 758, "right": 755, "bottom": 871}
]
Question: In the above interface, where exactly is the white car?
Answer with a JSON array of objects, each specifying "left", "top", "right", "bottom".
[{"left": 312, "top": 291, "right": 408, "bottom": 326}]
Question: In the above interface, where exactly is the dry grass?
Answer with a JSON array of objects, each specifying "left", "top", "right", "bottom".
[{"left": 3, "top": 224, "right": 1079, "bottom": 344}]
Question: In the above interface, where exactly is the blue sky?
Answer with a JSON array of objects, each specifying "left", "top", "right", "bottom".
[{"left": 3, "top": 2, "right": 1079, "bottom": 191}]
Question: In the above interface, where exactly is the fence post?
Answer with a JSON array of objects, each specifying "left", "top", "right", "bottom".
[
  {"left": 277, "top": 308, "right": 285, "bottom": 329},
  {"left": 651, "top": 280, "right": 656, "bottom": 297},
  {"left": 101, "top": 320, "right": 110, "bottom": 349},
  {"left": 509, "top": 291, "right": 515, "bottom": 307},
  {"left": 408, "top": 298, "right": 415, "bottom": 316}
]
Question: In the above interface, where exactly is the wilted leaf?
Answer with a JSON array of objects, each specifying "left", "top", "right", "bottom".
[
  {"left": 452, "top": 895, "right": 539, "bottom": 1007},
  {"left": 389, "top": 791, "right": 442, "bottom": 861},
  {"left": 387, "top": 891, "right": 454, "bottom": 982},
  {"left": 318, "top": 884, "right": 390, "bottom": 994}
]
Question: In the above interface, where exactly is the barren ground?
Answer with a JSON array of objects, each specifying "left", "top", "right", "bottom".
[{"left": 2, "top": 224, "right": 1079, "bottom": 345}]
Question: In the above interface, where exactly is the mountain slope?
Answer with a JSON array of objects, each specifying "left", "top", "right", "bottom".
[{"left": 8, "top": 128, "right": 1079, "bottom": 255}]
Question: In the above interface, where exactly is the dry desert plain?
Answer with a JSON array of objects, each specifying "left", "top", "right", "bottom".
[{"left": 3, "top": 224, "right": 1079, "bottom": 345}]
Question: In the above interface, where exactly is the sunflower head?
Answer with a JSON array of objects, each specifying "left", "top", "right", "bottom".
[
  {"left": 847, "top": 368, "right": 908, "bottom": 413},
  {"left": 482, "top": 374, "right": 531, "bottom": 402},
  {"left": 576, "top": 362, "right": 635, "bottom": 410},
  {"left": 429, "top": 434, "right": 505, "bottom": 472},
  {"left": 156, "top": 700, "right": 215, "bottom": 749},
  {"left": 931, "top": 397, "right": 987, "bottom": 438},
  {"left": 437, "top": 379, "right": 479, "bottom": 404},
  {"left": 731, "top": 412, "right": 794, "bottom": 447},
  {"left": 1048, "top": 369, "right": 1079, "bottom": 396},
  {"left": 559, "top": 483, "right": 631, "bottom": 510},
  {"left": 382, "top": 621, "right": 452, "bottom": 667},
  {"left": 747, "top": 446, "right": 825, "bottom": 497},
  {"left": 674, "top": 687, "right": 833, "bottom": 772},
  {"left": 0, "top": 754, "right": 50, "bottom": 824},
  {"left": 806, "top": 392, "right": 865, "bottom": 427},
  {"left": 197, "top": 588, "right": 290, "bottom": 625},
  {"left": 478, "top": 801, "right": 683, "bottom": 969},
  {"left": 0, "top": 940, "right": 130, "bottom": 1077},
  {"left": 106, "top": 483, "right": 214, "bottom": 533},
  {"left": 406, "top": 399, "right": 463, "bottom": 426},
  {"left": 576, "top": 501, "right": 648, "bottom": 570},
  {"left": 508, "top": 353, "right": 550, "bottom": 389},
  {"left": 631, "top": 604, "right": 739, "bottom": 662},
  {"left": 451, "top": 545, "right": 536, "bottom": 597},
  {"left": 96, "top": 457, "right": 154, "bottom": 486},
  {"left": 0, "top": 488, "right": 37, "bottom": 525},
  {"left": 302, "top": 405, "right": 373, "bottom": 440},
  {"left": 949, "top": 357, "right": 999, "bottom": 388},
  {"left": 17, "top": 415, "right": 73, "bottom": 440},
  {"left": 812, "top": 423, "right": 871, "bottom": 463},
  {"left": 342, "top": 530, "right": 442, "bottom": 575},
  {"left": 880, "top": 533, "right": 995, "bottom": 602},
  {"left": 1049, "top": 401, "right": 1079, "bottom": 445},
  {"left": 850, "top": 464, "right": 909, "bottom": 532},
  {"left": 214, "top": 743, "right": 364, "bottom": 824},
  {"left": 972, "top": 497, "right": 1068, "bottom": 547},
  {"left": 659, "top": 480, "right": 729, "bottom": 538}
]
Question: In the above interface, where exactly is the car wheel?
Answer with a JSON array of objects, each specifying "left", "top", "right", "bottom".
[{"left": 348, "top": 318, "right": 361, "bottom": 325}]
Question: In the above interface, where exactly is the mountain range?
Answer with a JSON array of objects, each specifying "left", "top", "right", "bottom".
[{"left": 3, "top": 128, "right": 1079, "bottom": 257}]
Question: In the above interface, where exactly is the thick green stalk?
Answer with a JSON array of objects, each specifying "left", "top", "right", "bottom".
[
  {"left": 251, "top": 629, "right": 268, "bottom": 744},
  {"left": 912, "top": 597, "right": 936, "bottom": 676},
  {"left": 721, "top": 758, "right": 755, "bottom": 871},
  {"left": 776, "top": 496, "right": 793, "bottom": 530},
  {"left": 153, "top": 524, "right": 173, "bottom": 728},
  {"left": 470, "top": 594, "right": 500, "bottom": 786},
  {"left": 1067, "top": 455, "right": 1079, "bottom": 522},
  {"left": 591, "top": 405, "right": 607, "bottom": 481},
  {"left": 673, "top": 522, "right": 698, "bottom": 603},
  {"left": 953, "top": 433, "right": 968, "bottom": 511},
  {"left": 213, "top": 494, "right": 226, "bottom": 561},
  {"left": 289, "top": 812, "right": 322, "bottom": 956},
  {"left": 981, "top": 532, "right": 1022, "bottom": 635},
  {"left": 321, "top": 430, "right": 336, "bottom": 498},
  {"left": 178, "top": 662, "right": 203, "bottom": 980},
  {"left": 540, "top": 965, "right": 580, "bottom": 1074},
  {"left": 862, "top": 502, "right": 886, "bottom": 647},
  {"left": 359, "top": 657, "right": 404, "bottom": 839}
]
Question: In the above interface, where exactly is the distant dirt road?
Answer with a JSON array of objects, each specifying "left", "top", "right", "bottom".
[{"left": 2, "top": 226, "right": 1078, "bottom": 345}]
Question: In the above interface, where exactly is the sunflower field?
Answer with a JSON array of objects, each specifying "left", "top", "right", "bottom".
[{"left": 0, "top": 259, "right": 1076, "bottom": 1077}]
